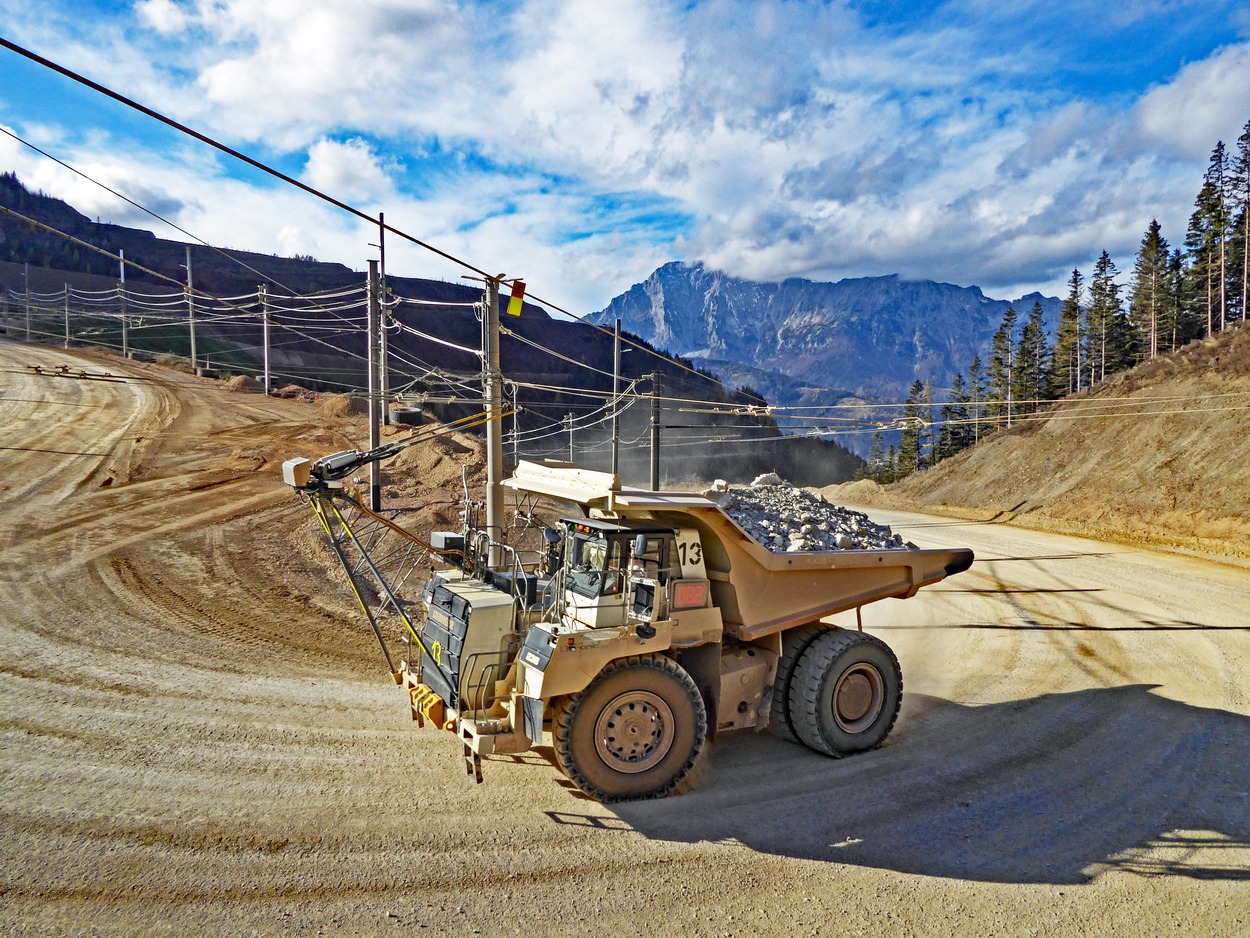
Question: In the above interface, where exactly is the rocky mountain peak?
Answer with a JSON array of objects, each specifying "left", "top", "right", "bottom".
[{"left": 589, "top": 262, "right": 1058, "bottom": 401}]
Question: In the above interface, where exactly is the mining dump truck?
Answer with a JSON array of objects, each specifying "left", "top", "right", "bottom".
[{"left": 285, "top": 454, "right": 972, "bottom": 802}]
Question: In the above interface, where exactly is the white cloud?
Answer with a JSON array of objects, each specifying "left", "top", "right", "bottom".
[
  {"left": 185, "top": 0, "right": 477, "bottom": 148},
  {"left": 302, "top": 137, "right": 397, "bottom": 204},
  {"left": 2, "top": 0, "right": 1247, "bottom": 312},
  {"left": 1135, "top": 41, "right": 1250, "bottom": 160},
  {"left": 134, "top": 0, "right": 192, "bottom": 35}
]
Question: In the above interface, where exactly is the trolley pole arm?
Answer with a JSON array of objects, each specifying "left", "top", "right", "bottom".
[{"left": 308, "top": 493, "right": 401, "bottom": 681}]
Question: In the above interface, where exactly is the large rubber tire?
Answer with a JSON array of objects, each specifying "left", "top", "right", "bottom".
[
  {"left": 769, "top": 624, "right": 833, "bottom": 743},
  {"left": 789, "top": 630, "right": 902, "bottom": 758},
  {"left": 551, "top": 655, "right": 707, "bottom": 802},
  {"left": 547, "top": 695, "right": 572, "bottom": 775}
]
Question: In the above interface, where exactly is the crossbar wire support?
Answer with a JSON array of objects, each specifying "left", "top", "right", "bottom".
[
  {"left": 650, "top": 371, "right": 661, "bottom": 489},
  {"left": 119, "top": 250, "right": 129, "bottom": 358},
  {"left": 367, "top": 260, "right": 383, "bottom": 512},
  {"left": 483, "top": 279, "right": 505, "bottom": 566},
  {"left": 260, "top": 283, "right": 271, "bottom": 394},
  {"left": 611, "top": 317, "right": 621, "bottom": 475},
  {"left": 184, "top": 246, "right": 197, "bottom": 370},
  {"left": 378, "top": 212, "right": 390, "bottom": 425}
]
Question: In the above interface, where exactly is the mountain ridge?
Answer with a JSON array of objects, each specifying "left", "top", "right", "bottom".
[
  {"left": 0, "top": 173, "right": 863, "bottom": 486},
  {"left": 589, "top": 261, "right": 1060, "bottom": 401}
]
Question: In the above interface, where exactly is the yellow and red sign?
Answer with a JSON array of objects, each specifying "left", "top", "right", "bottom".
[{"left": 506, "top": 280, "right": 526, "bottom": 317}]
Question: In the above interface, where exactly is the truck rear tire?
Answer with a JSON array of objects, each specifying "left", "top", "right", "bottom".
[
  {"left": 789, "top": 631, "right": 901, "bottom": 758},
  {"left": 552, "top": 655, "right": 707, "bottom": 802},
  {"left": 769, "top": 623, "right": 831, "bottom": 743}
]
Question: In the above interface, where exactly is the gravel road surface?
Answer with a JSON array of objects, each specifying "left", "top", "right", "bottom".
[{"left": 2, "top": 341, "right": 1247, "bottom": 936}]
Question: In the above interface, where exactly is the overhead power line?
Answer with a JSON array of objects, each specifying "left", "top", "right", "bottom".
[
  {"left": 0, "top": 37, "right": 513, "bottom": 288},
  {"left": 0, "top": 124, "right": 353, "bottom": 308},
  {"left": 0, "top": 37, "right": 770, "bottom": 406},
  {"left": 0, "top": 203, "right": 203, "bottom": 295},
  {"left": 0, "top": 32, "right": 789, "bottom": 398}
]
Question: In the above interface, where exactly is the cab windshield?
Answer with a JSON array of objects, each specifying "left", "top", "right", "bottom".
[{"left": 567, "top": 534, "right": 625, "bottom": 598}]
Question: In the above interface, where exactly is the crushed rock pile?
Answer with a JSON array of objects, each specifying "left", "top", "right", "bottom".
[
  {"left": 704, "top": 475, "right": 917, "bottom": 553},
  {"left": 222, "top": 374, "right": 261, "bottom": 392},
  {"left": 271, "top": 384, "right": 317, "bottom": 402}
]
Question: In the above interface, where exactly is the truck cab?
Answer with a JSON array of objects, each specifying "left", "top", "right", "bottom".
[{"left": 560, "top": 518, "right": 709, "bottom": 629}]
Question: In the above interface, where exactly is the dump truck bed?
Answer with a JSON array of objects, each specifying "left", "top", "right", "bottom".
[
  {"left": 641, "top": 499, "right": 971, "bottom": 639},
  {"left": 504, "top": 461, "right": 974, "bottom": 641}
]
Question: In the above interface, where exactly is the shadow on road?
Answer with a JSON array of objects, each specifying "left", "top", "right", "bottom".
[{"left": 606, "top": 685, "right": 1250, "bottom": 885}]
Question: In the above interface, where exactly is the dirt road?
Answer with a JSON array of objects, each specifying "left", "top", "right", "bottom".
[{"left": 2, "top": 341, "right": 1248, "bottom": 936}]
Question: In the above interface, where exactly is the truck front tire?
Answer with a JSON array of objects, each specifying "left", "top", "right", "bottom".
[
  {"left": 789, "top": 631, "right": 902, "bottom": 757},
  {"left": 551, "top": 655, "right": 707, "bottom": 802}
]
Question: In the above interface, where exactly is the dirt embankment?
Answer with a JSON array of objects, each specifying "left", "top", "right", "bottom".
[{"left": 827, "top": 323, "right": 1250, "bottom": 564}]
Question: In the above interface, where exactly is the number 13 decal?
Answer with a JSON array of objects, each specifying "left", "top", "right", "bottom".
[{"left": 677, "top": 540, "right": 702, "bottom": 568}]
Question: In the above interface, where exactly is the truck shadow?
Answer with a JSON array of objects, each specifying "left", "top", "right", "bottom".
[{"left": 610, "top": 685, "right": 1250, "bottom": 885}]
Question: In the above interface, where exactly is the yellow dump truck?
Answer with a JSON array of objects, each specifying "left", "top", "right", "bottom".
[
  {"left": 391, "top": 460, "right": 973, "bottom": 802},
  {"left": 285, "top": 447, "right": 972, "bottom": 801}
]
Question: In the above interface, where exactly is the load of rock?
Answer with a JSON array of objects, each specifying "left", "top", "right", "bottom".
[{"left": 703, "top": 475, "right": 917, "bottom": 553}]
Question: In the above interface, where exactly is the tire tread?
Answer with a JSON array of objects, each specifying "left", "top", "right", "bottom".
[
  {"left": 555, "top": 654, "right": 707, "bottom": 803},
  {"left": 769, "top": 623, "right": 832, "bottom": 743},
  {"left": 790, "top": 631, "right": 902, "bottom": 757}
]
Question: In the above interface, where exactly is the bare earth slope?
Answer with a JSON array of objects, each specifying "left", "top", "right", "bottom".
[
  {"left": 2, "top": 340, "right": 1249, "bottom": 936},
  {"left": 829, "top": 323, "right": 1250, "bottom": 563}
]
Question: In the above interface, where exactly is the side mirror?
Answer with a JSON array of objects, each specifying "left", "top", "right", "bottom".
[{"left": 633, "top": 534, "right": 647, "bottom": 557}]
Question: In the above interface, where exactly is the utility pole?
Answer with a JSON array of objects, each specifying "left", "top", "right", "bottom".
[
  {"left": 23, "top": 262, "right": 30, "bottom": 342},
  {"left": 119, "top": 250, "right": 129, "bottom": 359},
  {"left": 366, "top": 261, "right": 383, "bottom": 512},
  {"left": 611, "top": 317, "right": 622, "bottom": 476},
  {"left": 505, "top": 381, "right": 519, "bottom": 463},
  {"left": 565, "top": 413, "right": 575, "bottom": 462},
  {"left": 260, "top": 284, "right": 271, "bottom": 394},
  {"left": 650, "top": 371, "right": 661, "bottom": 490},
  {"left": 63, "top": 283, "right": 70, "bottom": 349},
  {"left": 482, "top": 278, "right": 505, "bottom": 559},
  {"left": 184, "top": 246, "right": 197, "bottom": 372},
  {"left": 378, "top": 212, "right": 390, "bottom": 425}
]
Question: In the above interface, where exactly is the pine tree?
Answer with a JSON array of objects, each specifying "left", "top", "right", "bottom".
[
  {"left": 1130, "top": 220, "right": 1170, "bottom": 360},
  {"left": 1087, "top": 251, "right": 1127, "bottom": 382},
  {"left": 967, "top": 355, "right": 986, "bottom": 443},
  {"left": 1167, "top": 247, "right": 1194, "bottom": 350},
  {"left": 1211, "top": 141, "right": 1231, "bottom": 330},
  {"left": 1051, "top": 269, "right": 1084, "bottom": 397},
  {"left": 1109, "top": 298, "right": 1136, "bottom": 375},
  {"left": 988, "top": 305, "right": 1018, "bottom": 428},
  {"left": 1185, "top": 184, "right": 1215, "bottom": 338},
  {"left": 1015, "top": 301, "right": 1050, "bottom": 415},
  {"left": 1185, "top": 143, "right": 1232, "bottom": 337},
  {"left": 858, "top": 431, "right": 888, "bottom": 482},
  {"left": 924, "top": 381, "right": 938, "bottom": 464},
  {"left": 897, "top": 380, "right": 926, "bottom": 476},
  {"left": 1231, "top": 119, "right": 1250, "bottom": 323},
  {"left": 937, "top": 373, "right": 970, "bottom": 460}
]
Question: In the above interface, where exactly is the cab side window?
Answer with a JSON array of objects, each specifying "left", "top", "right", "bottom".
[{"left": 629, "top": 536, "right": 671, "bottom": 583}]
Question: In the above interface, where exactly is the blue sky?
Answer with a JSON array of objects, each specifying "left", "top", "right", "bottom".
[{"left": 0, "top": 0, "right": 1248, "bottom": 315}]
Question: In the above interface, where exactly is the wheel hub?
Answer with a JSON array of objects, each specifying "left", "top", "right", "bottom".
[
  {"left": 832, "top": 663, "right": 884, "bottom": 733},
  {"left": 594, "top": 690, "right": 675, "bottom": 774}
]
